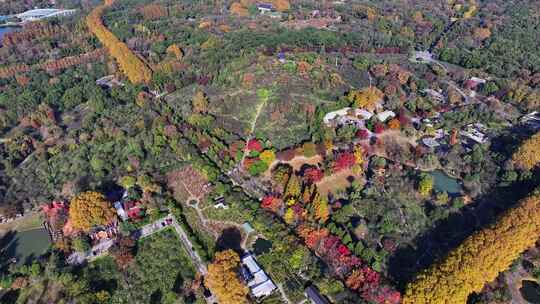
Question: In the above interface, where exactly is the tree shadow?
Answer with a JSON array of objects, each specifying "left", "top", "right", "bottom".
[
  {"left": 389, "top": 177, "right": 538, "bottom": 289},
  {"left": 0, "top": 231, "right": 18, "bottom": 270},
  {"left": 97, "top": 180, "right": 124, "bottom": 202},
  {"left": 149, "top": 289, "right": 162, "bottom": 304},
  {"left": 216, "top": 227, "right": 243, "bottom": 255},
  {"left": 387, "top": 127, "right": 540, "bottom": 290}
]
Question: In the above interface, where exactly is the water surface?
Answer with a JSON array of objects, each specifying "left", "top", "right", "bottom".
[{"left": 430, "top": 169, "right": 462, "bottom": 196}]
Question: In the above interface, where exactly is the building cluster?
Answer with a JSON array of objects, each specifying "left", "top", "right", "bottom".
[{"left": 15, "top": 8, "right": 77, "bottom": 23}]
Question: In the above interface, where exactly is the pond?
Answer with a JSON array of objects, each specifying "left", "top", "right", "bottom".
[
  {"left": 430, "top": 169, "right": 462, "bottom": 196},
  {"left": 2, "top": 228, "right": 51, "bottom": 265},
  {"left": 521, "top": 280, "right": 540, "bottom": 304},
  {"left": 253, "top": 238, "right": 272, "bottom": 256}
]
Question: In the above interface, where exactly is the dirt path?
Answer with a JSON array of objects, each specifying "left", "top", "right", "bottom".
[
  {"left": 190, "top": 202, "right": 252, "bottom": 248},
  {"left": 316, "top": 168, "right": 363, "bottom": 196},
  {"left": 277, "top": 283, "right": 292, "bottom": 304},
  {"left": 265, "top": 155, "right": 323, "bottom": 178},
  {"left": 239, "top": 97, "right": 268, "bottom": 166},
  {"left": 505, "top": 265, "right": 531, "bottom": 304}
]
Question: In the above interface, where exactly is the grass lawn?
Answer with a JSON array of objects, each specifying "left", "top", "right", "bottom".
[{"left": 0, "top": 212, "right": 43, "bottom": 236}]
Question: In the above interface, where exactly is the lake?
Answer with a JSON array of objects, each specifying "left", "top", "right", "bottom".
[
  {"left": 521, "top": 280, "right": 540, "bottom": 304},
  {"left": 2, "top": 228, "right": 52, "bottom": 265},
  {"left": 430, "top": 169, "right": 462, "bottom": 196}
]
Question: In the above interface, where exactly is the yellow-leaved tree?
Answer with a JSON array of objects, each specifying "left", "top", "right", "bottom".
[
  {"left": 404, "top": 190, "right": 540, "bottom": 304},
  {"left": 512, "top": 132, "right": 540, "bottom": 170},
  {"left": 69, "top": 191, "right": 116, "bottom": 231},
  {"left": 87, "top": 0, "right": 153, "bottom": 84},
  {"left": 347, "top": 87, "right": 384, "bottom": 111},
  {"left": 205, "top": 250, "right": 248, "bottom": 304}
]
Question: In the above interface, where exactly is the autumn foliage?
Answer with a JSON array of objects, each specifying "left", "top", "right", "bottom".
[
  {"left": 2, "top": 22, "right": 64, "bottom": 46},
  {"left": 68, "top": 191, "right": 116, "bottom": 232},
  {"left": 333, "top": 152, "right": 356, "bottom": 172},
  {"left": 0, "top": 49, "right": 106, "bottom": 79},
  {"left": 512, "top": 132, "right": 540, "bottom": 170},
  {"left": 303, "top": 167, "right": 324, "bottom": 184},
  {"left": 139, "top": 4, "right": 167, "bottom": 20},
  {"left": 205, "top": 250, "right": 248, "bottom": 304},
  {"left": 261, "top": 195, "right": 283, "bottom": 212},
  {"left": 347, "top": 87, "right": 384, "bottom": 111},
  {"left": 87, "top": 0, "right": 153, "bottom": 84},
  {"left": 230, "top": 2, "right": 249, "bottom": 17},
  {"left": 404, "top": 190, "right": 540, "bottom": 304}
]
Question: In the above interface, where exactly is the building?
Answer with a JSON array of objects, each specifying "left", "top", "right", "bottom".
[
  {"left": 305, "top": 286, "right": 330, "bottom": 304},
  {"left": 213, "top": 196, "right": 229, "bottom": 209},
  {"left": 16, "top": 9, "right": 77, "bottom": 23},
  {"left": 376, "top": 110, "right": 396, "bottom": 123},
  {"left": 114, "top": 201, "right": 128, "bottom": 221},
  {"left": 461, "top": 123, "right": 488, "bottom": 144},
  {"left": 241, "top": 253, "right": 277, "bottom": 298},
  {"left": 522, "top": 111, "right": 540, "bottom": 131},
  {"left": 421, "top": 137, "right": 441, "bottom": 149},
  {"left": 422, "top": 89, "right": 446, "bottom": 102},
  {"left": 257, "top": 4, "right": 274, "bottom": 14}
]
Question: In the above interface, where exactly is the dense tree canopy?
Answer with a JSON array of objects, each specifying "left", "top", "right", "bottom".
[
  {"left": 404, "top": 190, "right": 540, "bottom": 304},
  {"left": 512, "top": 132, "right": 540, "bottom": 170},
  {"left": 69, "top": 191, "right": 116, "bottom": 231},
  {"left": 86, "top": 0, "right": 153, "bottom": 84},
  {"left": 205, "top": 250, "right": 248, "bottom": 304}
]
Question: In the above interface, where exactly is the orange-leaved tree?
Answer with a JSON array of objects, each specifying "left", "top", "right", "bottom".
[
  {"left": 205, "top": 250, "right": 248, "bottom": 304},
  {"left": 69, "top": 191, "right": 116, "bottom": 231},
  {"left": 403, "top": 190, "right": 540, "bottom": 304},
  {"left": 512, "top": 132, "right": 540, "bottom": 170},
  {"left": 86, "top": 0, "right": 153, "bottom": 84}
]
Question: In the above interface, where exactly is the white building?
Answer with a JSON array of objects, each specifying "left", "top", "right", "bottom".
[
  {"left": 114, "top": 201, "right": 128, "bottom": 221},
  {"left": 257, "top": 4, "right": 274, "bottom": 14},
  {"left": 241, "top": 254, "right": 277, "bottom": 298},
  {"left": 376, "top": 110, "right": 396, "bottom": 123},
  {"left": 16, "top": 8, "right": 77, "bottom": 23},
  {"left": 461, "top": 123, "right": 488, "bottom": 144}
]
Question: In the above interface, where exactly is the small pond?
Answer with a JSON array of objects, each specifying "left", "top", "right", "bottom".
[
  {"left": 430, "top": 169, "right": 462, "bottom": 196},
  {"left": 521, "top": 280, "right": 540, "bottom": 304},
  {"left": 2, "top": 228, "right": 51, "bottom": 265},
  {"left": 253, "top": 238, "right": 272, "bottom": 256}
]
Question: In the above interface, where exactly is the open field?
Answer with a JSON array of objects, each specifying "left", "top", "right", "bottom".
[{"left": 0, "top": 212, "right": 43, "bottom": 236}]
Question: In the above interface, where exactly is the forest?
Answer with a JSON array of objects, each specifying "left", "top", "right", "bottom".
[{"left": 1, "top": 0, "right": 540, "bottom": 303}]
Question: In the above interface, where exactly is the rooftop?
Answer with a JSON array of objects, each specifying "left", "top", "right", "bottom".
[{"left": 305, "top": 286, "right": 330, "bottom": 304}]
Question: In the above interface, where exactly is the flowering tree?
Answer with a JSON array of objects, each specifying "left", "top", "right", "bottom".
[
  {"left": 334, "top": 153, "right": 356, "bottom": 172},
  {"left": 261, "top": 195, "right": 283, "bottom": 213},
  {"left": 303, "top": 167, "right": 323, "bottom": 184}
]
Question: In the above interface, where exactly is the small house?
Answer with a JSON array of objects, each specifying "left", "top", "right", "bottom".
[
  {"left": 421, "top": 137, "right": 441, "bottom": 149},
  {"left": 277, "top": 52, "right": 286, "bottom": 63},
  {"left": 114, "top": 201, "right": 128, "bottom": 221},
  {"left": 241, "top": 253, "right": 277, "bottom": 298},
  {"left": 257, "top": 4, "right": 274, "bottom": 14},
  {"left": 376, "top": 110, "right": 396, "bottom": 123},
  {"left": 461, "top": 123, "right": 488, "bottom": 144},
  {"left": 213, "top": 196, "right": 229, "bottom": 209},
  {"left": 242, "top": 222, "right": 255, "bottom": 234}
]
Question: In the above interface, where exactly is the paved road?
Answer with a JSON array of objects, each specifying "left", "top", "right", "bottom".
[{"left": 67, "top": 238, "right": 115, "bottom": 265}]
